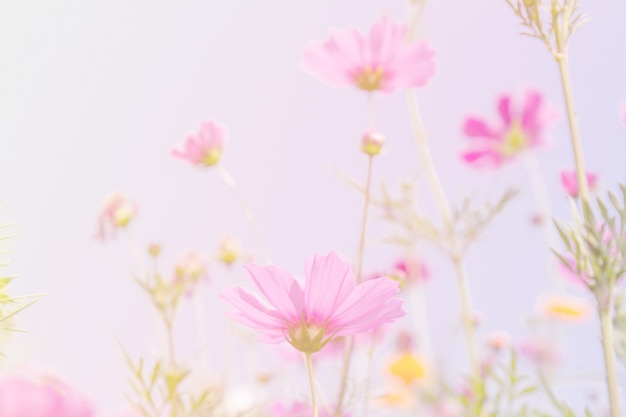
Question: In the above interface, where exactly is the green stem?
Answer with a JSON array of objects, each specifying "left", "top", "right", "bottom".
[
  {"left": 335, "top": 337, "right": 354, "bottom": 417},
  {"left": 305, "top": 353, "right": 319, "bottom": 417},
  {"left": 406, "top": 90, "right": 480, "bottom": 380},
  {"left": 555, "top": 54, "right": 589, "bottom": 203},
  {"left": 599, "top": 305, "right": 622, "bottom": 417},
  {"left": 354, "top": 155, "right": 374, "bottom": 282}
]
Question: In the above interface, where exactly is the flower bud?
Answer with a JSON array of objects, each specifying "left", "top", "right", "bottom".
[
  {"left": 148, "top": 243, "right": 161, "bottom": 258},
  {"left": 361, "top": 130, "right": 386, "bottom": 156},
  {"left": 217, "top": 235, "right": 241, "bottom": 266}
]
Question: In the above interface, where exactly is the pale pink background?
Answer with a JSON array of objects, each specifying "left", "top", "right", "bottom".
[{"left": 1, "top": 0, "right": 625, "bottom": 411}]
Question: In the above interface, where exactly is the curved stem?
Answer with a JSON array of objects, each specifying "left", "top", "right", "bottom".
[
  {"left": 305, "top": 353, "right": 319, "bottom": 417},
  {"left": 336, "top": 97, "right": 377, "bottom": 416},
  {"left": 556, "top": 54, "right": 588, "bottom": 202},
  {"left": 406, "top": 90, "right": 480, "bottom": 379},
  {"left": 599, "top": 304, "right": 622, "bottom": 417},
  {"left": 216, "top": 165, "right": 270, "bottom": 263},
  {"left": 354, "top": 155, "right": 374, "bottom": 282}
]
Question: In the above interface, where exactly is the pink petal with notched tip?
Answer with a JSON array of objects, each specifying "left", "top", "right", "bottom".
[
  {"left": 245, "top": 264, "right": 305, "bottom": 322},
  {"left": 329, "top": 277, "right": 402, "bottom": 334},
  {"left": 304, "top": 252, "right": 356, "bottom": 324}
]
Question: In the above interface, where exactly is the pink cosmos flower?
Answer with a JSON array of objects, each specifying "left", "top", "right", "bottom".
[
  {"left": 519, "top": 337, "right": 561, "bottom": 369},
  {"left": 171, "top": 120, "right": 226, "bottom": 167},
  {"left": 221, "top": 251, "right": 404, "bottom": 353},
  {"left": 95, "top": 193, "right": 137, "bottom": 241},
  {"left": 461, "top": 90, "right": 558, "bottom": 168},
  {"left": 560, "top": 170, "right": 598, "bottom": 198},
  {"left": 301, "top": 17, "right": 435, "bottom": 93},
  {"left": 0, "top": 374, "right": 94, "bottom": 417}
]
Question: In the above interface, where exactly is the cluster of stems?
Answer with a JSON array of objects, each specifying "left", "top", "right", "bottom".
[{"left": 505, "top": 0, "right": 622, "bottom": 415}]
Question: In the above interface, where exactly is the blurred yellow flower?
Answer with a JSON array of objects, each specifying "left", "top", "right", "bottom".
[
  {"left": 376, "top": 386, "right": 414, "bottom": 408},
  {"left": 537, "top": 293, "right": 592, "bottom": 323},
  {"left": 389, "top": 352, "right": 426, "bottom": 385}
]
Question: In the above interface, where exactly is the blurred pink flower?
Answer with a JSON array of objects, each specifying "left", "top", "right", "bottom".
[
  {"left": 393, "top": 257, "right": 430, "bottom": 284},
  {"left": 367, "top": 256, "right": 430, "bottom": 289},
  {"left": 95, "top": 193, "right": 137, "bottom": 241},
  {"left": 301, "top": 17, "right": 435, "bottom": 93},
  {"left": 270, "top": 401, "right": 348, "bottom": 417},
  {"left": 519, "top": 337, "right": 561, "bottom": 369},
  {"left": 171, "top": 120, "right": 226, "bottom": 167},
  {"left": 461, "top": 90, "right": 558, "bottom": 168},
  {"left": 560, "top": 170, "right": 598, "bottom": 198},
  {"left": 485, "top": 330, "right": 512, "bottom": 351},
  {"left": 174, "top": 251, "right": 208, "bottom": 284},
  {"left": 0, "top": 374, "right": 94, "bottom": 417},
  {"left": 221, "top": 251, "right": 404, "bottom": 353}
]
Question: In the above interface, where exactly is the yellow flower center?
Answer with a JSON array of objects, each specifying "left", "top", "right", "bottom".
[
  {"left": 113, "top": 205, "right": 134, "bottom": 227},
  {"left": 500, "top": 120, "right": 527, "bottom": 156},
  {"left": 355, "top": 67, "right": 384, "bottom": 91},
  {"left": 389, "top": 352, "right": 426, "bottom": 385},
  {"left": 546, "top": 304, "right": 586, "bottom": 318},
  {"left": 202, "top": 149, "right": 222, "bottom": 166},
  {"left": 540, "top": 295, "right": 591, "bottom": 322},
  {"left": 287, "top": 323, "right": 330, "bottom": 354}
]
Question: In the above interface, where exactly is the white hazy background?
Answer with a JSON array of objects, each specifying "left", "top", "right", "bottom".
[{"left": 1, "top": 0, "right": 625, "bottom": 412}]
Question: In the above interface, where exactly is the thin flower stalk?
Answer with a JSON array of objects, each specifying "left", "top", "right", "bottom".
[
  {"left": 216, "top": 165, "right": 270, "bottom": 263},
  {"left": 336, "top": 98, "right": 377, "bottom": 417},
  {"left": 305, "top": 353, "right": 319, "bottom": 417},
  {"left": 406, "top": 91, "right": 480, "bottom": 379}
]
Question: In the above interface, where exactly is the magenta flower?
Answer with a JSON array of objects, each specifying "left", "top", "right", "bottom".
[
  {"left": 461, "top": 90, "right": 558, "bottom": 168},
  {"left": 301, "top": 17, "right": 435, "bottom": 93},
  {"left": 221, "top": 251, "right": 404, "bottom": 353},
  {"left": 171, "top": 120, "right": 226, "bottom": 167},
  {"left": 0, "top": 374, "right": 94, "bottom": 417},
  {"left": 560, "top": 170, "right": 598, "bottom": 198}
]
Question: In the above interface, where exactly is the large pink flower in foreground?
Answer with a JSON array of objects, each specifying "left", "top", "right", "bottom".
[
  {"left": 0, "top": 374, "right": 93, "bottom": 417},
  {"left": 560, "top": 170, "right": 598, "bottom": 198},
  {"left": 461, "top": 90, "right": 558, "bottom": 168},
  {"left": 171, "top": 120, "right": 226, "bottom": 167},
  {"left": 221, "top": 252, "right": 404, "bottom": 353},
  {"left": 301, "top": 17, "right": 435, "bottom": 93}
]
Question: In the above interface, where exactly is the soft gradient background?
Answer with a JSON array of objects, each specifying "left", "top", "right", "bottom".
[{"left": 1, "top": 0, "right": 625, "bottom": 412}]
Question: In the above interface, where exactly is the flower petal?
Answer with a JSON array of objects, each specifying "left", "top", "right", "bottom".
[
  {"left": 304, "top": 252, "right": 356, "bottom": 325},
  {"left": 329, "top": 277, "right": 404, "bottom": 335},
  {"left": 245, "top": 264, "right": 305, "bottom": 322}
]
